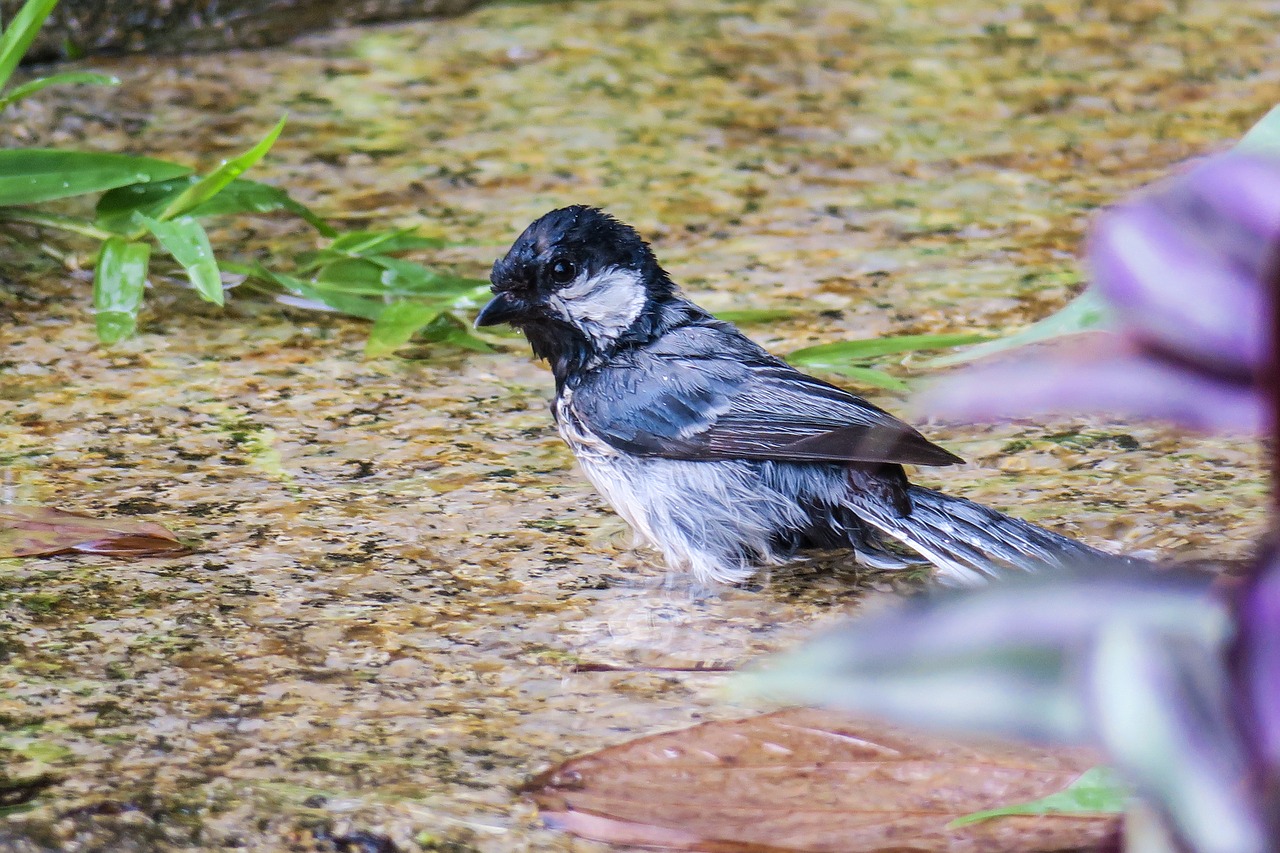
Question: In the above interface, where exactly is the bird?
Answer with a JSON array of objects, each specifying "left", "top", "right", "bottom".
[{"left": 475, "top": 205, "right": 1122, "bottom": 586}]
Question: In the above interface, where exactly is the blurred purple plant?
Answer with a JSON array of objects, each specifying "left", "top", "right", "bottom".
[
  {"left": 744, "top": 150, "right": 1280, "bottom": 853},
  {"left": 923, "top": 154, "right": 1276, "bottom": 434}
]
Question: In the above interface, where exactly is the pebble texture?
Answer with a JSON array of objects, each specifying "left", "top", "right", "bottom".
[{"left": 0, "top": 0, "right": 1273, "bottom": 849}]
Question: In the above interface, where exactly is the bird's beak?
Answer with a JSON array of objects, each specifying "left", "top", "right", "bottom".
[{"left": 474, "top": 292, "right": 524, "bottom": 328}]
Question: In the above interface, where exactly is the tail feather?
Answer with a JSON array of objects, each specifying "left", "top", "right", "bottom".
[{"left": 845, "top": 485, "right": 1131, "bottom": 585}]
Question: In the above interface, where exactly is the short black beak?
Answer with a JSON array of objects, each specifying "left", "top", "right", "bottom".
[{"left": 474, "top": 292, "right": 524, "bottom": 328}]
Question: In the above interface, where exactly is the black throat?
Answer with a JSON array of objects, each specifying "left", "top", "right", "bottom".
[{"left": 526, "top": 294, "right": 713, "bottom": 392}]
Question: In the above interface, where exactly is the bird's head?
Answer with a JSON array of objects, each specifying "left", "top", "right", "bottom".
[{"left": 476, "top": 206, "right": 678, "bottom": 374}]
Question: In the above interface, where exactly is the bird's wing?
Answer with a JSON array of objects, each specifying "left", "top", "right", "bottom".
[{"left": 572, "top": 328, "right": 962, "bottom": 467}]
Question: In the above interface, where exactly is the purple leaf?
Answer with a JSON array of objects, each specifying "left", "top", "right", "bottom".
[
  {"left": 1231, "top": 547, "right": 1280, "bottom": 790},
  {"left": 919, "top": 340, "right": 1263, "bottom": 433},
  {"left": 738, "top": 568, "right": 1226, "bottom": 745},
  {"left": 923, "top": 153, "right": 1280, "bottom": 434},
  {"left": 1089, "top": 197, "right": 1265, "bottom": 372},
  {"left": 1087, "top": 622, "right": 1266, "bottom": 853}
]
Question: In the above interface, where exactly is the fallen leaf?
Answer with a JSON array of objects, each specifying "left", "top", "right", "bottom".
[
  {"left": 951, "top": 766, "right": 1128, "bottom": 827},
  {"left": 0, "top": 506, "right": 190, "bottom": 558},
  {"left": 524, "top": 708, "right": 1121, "bottom": 852}
]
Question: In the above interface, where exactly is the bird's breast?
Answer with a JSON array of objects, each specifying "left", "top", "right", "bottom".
[{"left": 554, "top": 388, "right": 620, "bottom": 463}]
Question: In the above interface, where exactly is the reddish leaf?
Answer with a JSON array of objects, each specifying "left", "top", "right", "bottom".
[
  {"left": 525, "top": 708, "right": 1121, "bottom": 852},
  {"left": 0, "top": 506, "right": 189, "bottom": 558}
]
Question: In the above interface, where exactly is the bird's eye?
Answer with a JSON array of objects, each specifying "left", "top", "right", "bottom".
[{"left": 549, "top": 258, "right": 577, "bottom": 285}]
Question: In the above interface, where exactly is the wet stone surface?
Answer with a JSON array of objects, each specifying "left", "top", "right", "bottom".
[{"left": 0, "top": 0, "right": 1273, "bottom": 849}]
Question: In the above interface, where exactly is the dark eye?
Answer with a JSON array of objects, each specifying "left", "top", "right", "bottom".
[{"left": 549, "top": 257, "right": 577, "bottom": 285}]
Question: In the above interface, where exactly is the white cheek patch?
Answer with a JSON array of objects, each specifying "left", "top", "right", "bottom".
[{"left": 549, "top": 266, "right": 646, "bottom": 347}]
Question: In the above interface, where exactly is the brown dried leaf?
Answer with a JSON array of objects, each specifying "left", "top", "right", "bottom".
[
  {"left": 0, "top": 506, "right": 189, "bottom": 558},
  {"left": 525, "top": 708, "right": 1121, "bottom": 852}
]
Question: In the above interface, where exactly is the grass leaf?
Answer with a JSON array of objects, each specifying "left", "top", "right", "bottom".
[
  {"left": 1236, "top": 104, "right": 1280, "bottom": 157},
  {"left": 714, "top": 308, "right": 801, "bottom": 325},
  {"left": 254, "top": 265, "right": 387, "bottom": 321},
  {"left": 313, "top": 256, "right": 488, "bottom": 302},
  {"left": 135, "top": 214, "right": 223, "bottom": 305},
  {"left": 92, "top": 237, "right": 151, "bottom": 344},
  {"left": 0, "top": 0, "right": 58, "bottom": 93},
  {"left": 950, "top": 767, "right": 1128, "bottom": 827},
  {"left": 414, "top": 313, "right": 495, "bottom": 353},
  {"left": 0, "top": 150, "right": 191, "bottom": 206},
  {"left": 328, "top": 228, "right": 449, "bottom": 255},
  {"left": 790, "top": 332, "right": 990, "bottom": 364},
  {"left": 809, "top": 364, "right": 910, "bottom": 392},
  {"left": 98, "top": 176, "right": 334, "bottom": 235},
  {"left": 928, "top": 290, "right": 1111, "bottom": 367},
  {"left": 154, "top": 116, "right": 287, "bottom": 222},
  {"left": 0, "top": 71, "right": 119, "bottom": 110},
  {"left": 365, "top": 301, "right": 444, "bottom": 357}
]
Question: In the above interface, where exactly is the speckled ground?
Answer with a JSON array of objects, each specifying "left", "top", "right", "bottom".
[{"left": 0, "top": 1, "right": 1274, "bottom": 850}]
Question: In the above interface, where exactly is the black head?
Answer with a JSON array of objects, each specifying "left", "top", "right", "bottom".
[{"left": 476, "top": 206, "right": 681, "bottom": 376}]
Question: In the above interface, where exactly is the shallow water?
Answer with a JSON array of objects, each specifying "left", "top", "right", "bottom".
[{"left": 0, "top": 0, "right": 1273, "bottom": 849}]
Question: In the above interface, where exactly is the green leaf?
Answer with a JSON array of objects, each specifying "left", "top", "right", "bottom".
[
  {"left": 135, "top": 214, "right": 222, "bottom": 305},
  {"left": 154, "top": 116, "right": 287, "bottom": 221},
  {"left": 714, "top": 308, "right": 801, "bottom": 325},
  {"left": 949, "top": 767, "right": 1128, "bottom": 827},
  {"left": 328, "top": 228, "right": 448, "bottom": 256},
  {"left": 97, "top": 176, "right": 334, "bottom": 235},
  {"left": 313, "top": 256, "right": 488, "bottom": 302},
  {"left": 0, "top": 150, "right": 192, "bottom": 206},
  {"left": 415, "top": 312, "right": 495, "bottom": 353},
  {"left": 1235, "top": 104, "right": 1280, "bottom": 157},
  {"left": 0, "top": 0, "right": 58, "bottom": 93},
  {"left": 927, "top": 290, "right": 1111, "bottom": 367},
  {"left": 297, "top": 229, "right": 452, "bottom": 273},
  {"left": 0, "top": 208, "right": 115, "bottom": 240},
  {"left": 365, "top": 301, "right": 444, "bottom": 357},
  {"left": 93, "top": 237, "right": 151, "bottom": 344},
  {"left": 255, "top": 265, "right": 386, "bottom": 321},
  {"left": 363, "top": 254, "right": 490, "bottom": 299},
  {"left": 0, "top": 71, "right": 118, "bottom": 110},
  {"left": 808, "top": 364, "right": 910, "bottom": 392},
  {"left": 790, "top": 332, "right": 990, "bottom": 364}
]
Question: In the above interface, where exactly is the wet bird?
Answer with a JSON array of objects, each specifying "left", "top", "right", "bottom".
[{"left": 476, "top": 205, "right": 1120, "bottom": 585}]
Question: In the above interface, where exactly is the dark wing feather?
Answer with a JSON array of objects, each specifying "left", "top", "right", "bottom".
[{"left": 573, "top": 325, "right": 962, "bottom": 467}]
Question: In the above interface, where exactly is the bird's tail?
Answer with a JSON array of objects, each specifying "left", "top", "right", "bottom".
[{"left": 845, "top": 485, "right": 1132, "bottom": 586}]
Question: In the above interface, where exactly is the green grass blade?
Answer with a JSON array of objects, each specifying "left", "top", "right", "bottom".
[
  {"left": 135, "top": 214, "right": 222, "bottom": 305},
  {"left": 0, "top": 149, "right": 192, "bottom": 206},
  {"left": 329, "top": 228, "right": 449, "bottom": 256},
  {"left": 298, "top": 230, "right": 452, "bottom": 273},
  {"left": 0, "top": 0, "right": 59, "bottom": 93},
  {"left": 806, "top": 363, "right": 910, "bottom": 392},
  {"left": 949, "top": 766, "right": 1128, "bottom": 827},
  {"left": 93, "top": 237, "right": 151, "bottom": 344},
  {"left": 314, "top": 255, "right": 488, "bottom": 302},
  {"left": 95, "top": 176, "right": 196, "bottom": 231},
  {"left": 97, "top": 175, "right": 333, "bottom": 235},
  {"left": 155, "top": 116, "right": 287, "bottom": 221},
  {"left": 366, "top": 301, "right": 444, "bottom": 357},
  {"left": 1236, "top": 103, "right": 1280, "bottom": 156},
  {"left": 714, "top": 308, "right": 801, "bottom": 325},
  {"left": 927, "top": 290, "right": 1111, "bottom": 367},
  {"left": 0, "top": 71, "right": 119, "bottom": 110},
  {"left": 0, "top": 208, "right": 114, "bottom": 240},
  {"left": 790, "top": 332, "right": 990, "bottom": 364},
  {"left": 254, "top": 265, "right": 386, "bottom": 321},
  {"left": 415, "top": 313, "right": 495, "bottom": 353}
]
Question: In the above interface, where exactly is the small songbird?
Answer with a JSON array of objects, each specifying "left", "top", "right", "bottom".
[{"left": 476, "top": 205, "right": 1121, "bottom": 585}]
